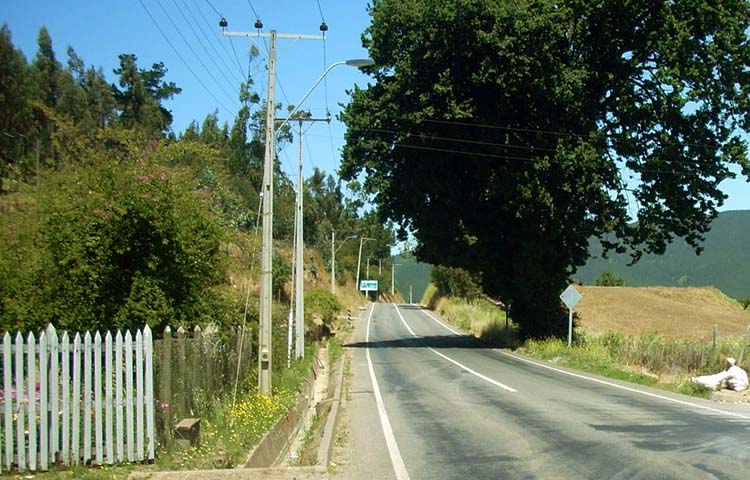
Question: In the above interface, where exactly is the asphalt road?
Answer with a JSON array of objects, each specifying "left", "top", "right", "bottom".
[{"left": 337, "top": 303, "right": 750, "bottom": 480}]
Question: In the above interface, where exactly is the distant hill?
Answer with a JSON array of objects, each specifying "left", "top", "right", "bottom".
[
  {"left": 575, "top": 210, "right": 750, "bottom": 299},
  {"left": 392, "top": 211, "right": 750, "bottom": 302},
  {"left": 393, "top": 254, "right": 433, "bottom": 302}
]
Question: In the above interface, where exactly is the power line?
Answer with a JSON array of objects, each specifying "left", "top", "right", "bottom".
[
  {"left": 153, "top": 0, "right": 240, "bottom": 108},
  {"left": 417, "top": 118, "right": 726, "bottom": 151},
  {"left": 186, "top": 0, "right": 246, "bottom": 82},
  {"left": 391, "top": 143, "right": 723, "bottom": 179},
  {"left": 315, "top": 0, "right": 326, "bottom": 22},
  {"left": 204, "top": 0, "right": 221, "bottom": 16},
  {"left": 369, "top": 124, "right": 735, "bottom": 168},
  {"left": 245, "top": 0, "right": 260, "bottom": 19},
  {"left": 173, "top": 0, "right": 243, "bottom": 88},
  {"left": 137, "top": 0, "right": 234, "bottom": 114}
]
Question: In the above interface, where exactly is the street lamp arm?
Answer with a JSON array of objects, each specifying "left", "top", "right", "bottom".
[
  {"left": 275, "top": 58, "right": 374, "bottom": 136},
  {"left": 335, "top": 235, "right": 357, "bottom": 254}
]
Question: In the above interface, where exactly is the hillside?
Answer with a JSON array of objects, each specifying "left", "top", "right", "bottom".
[
  {"left": 575, "top": 286, "right": 750, "bottom": 340},
  {"left": 575, "top": 210, "right": 750, "bottom": 299},
  {"left": 393, "top": 254, "right": 432, "bottom": 302}
]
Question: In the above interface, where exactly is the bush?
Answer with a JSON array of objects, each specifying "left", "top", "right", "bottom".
[
  {"left": 595, "top": 271, "right": 625, "bottom": 286},
  {"left": 304, "top": 289, "right": 340, "bottom": 339},
  {"left": 0, "top": 157, "right": 227, "bottom": 333}
]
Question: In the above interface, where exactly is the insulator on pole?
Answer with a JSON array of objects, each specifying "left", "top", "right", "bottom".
[
  {"left": 319, "top": 22, "right": 328, "bottom": 32},
  {"left": 219, "top": 18, "right": 228, "bottom": 28},
  {"left": 254, "top": 18, "right": 264, "bottom": 29}
]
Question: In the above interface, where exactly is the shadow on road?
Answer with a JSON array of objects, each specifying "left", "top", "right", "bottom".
[{"left": 345, "top": 334, "right": 490, "bottom": 350}]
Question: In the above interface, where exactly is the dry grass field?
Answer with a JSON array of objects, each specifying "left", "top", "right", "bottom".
[{"left": 575, "top": 286, "right": 750, "bottom": 340}]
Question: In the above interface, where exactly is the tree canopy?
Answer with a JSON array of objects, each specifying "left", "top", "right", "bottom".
[{"left": 341, "top": 0, "right": 750, "bottom": 337}]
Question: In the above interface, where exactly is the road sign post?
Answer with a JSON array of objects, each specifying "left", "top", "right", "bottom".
[{"left": 560, "top": 285, "right": 582, "bottom": 347}]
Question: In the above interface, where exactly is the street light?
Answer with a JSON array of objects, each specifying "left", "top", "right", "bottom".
[
  {"left": 355, "top": 237, "right": 375, "bottom": 294},
  {"left": 331, "top": 232, "right": 357, "bottom": 294},
  {"left": 276, "top": 58, "right": 375, "bottom": 136}
]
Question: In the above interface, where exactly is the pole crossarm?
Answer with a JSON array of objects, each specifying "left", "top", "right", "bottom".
[{"left": 222, "top": 31, "right": 325, "bottom": 40}]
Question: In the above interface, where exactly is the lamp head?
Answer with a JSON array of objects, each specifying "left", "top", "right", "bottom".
[{"left": 345, "top": 58, "right": 375, "bottom": 68}]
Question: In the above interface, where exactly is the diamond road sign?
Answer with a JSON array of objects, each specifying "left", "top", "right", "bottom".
[{"left": 560, "top": 285, "right": 582, "bottom": 309}]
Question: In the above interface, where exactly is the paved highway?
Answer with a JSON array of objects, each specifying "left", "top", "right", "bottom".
[{"left": 338, "top": 303, "right": 750, "bottom": 479}]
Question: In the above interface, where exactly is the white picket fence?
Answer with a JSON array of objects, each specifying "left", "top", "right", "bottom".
[{"left": 0, "top": 324, "right": 155, "bottom": 472}]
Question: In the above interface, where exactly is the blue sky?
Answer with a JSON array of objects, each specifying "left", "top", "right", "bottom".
[
  {"left": 3, "top": 0, "right": 749, "bottom": 212},
  {"left": 3, "top": 0, "right": 372, "bottom": 183}
]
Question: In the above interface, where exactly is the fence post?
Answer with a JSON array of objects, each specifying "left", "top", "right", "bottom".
[
  {"left": 61, "top": 332, "right": 70, "bottom": 465},
  {"left": 144, "top": 326, "right": 155, "bottom": 461},
  {"left": 14, "top": 332, "right": 24, "bottom": 471},
  {"left": 83, "top": 332, "right": 92, "bottom": 465},
  {"left": 125, "top": 331, "right": 134, "bottom": 462},
  {"left": 39, "top": 331, "right": 48, "bottom": 471},
  {"left": 159, "top": 326, "right": 172, "bottom": 446},
  {"left": 191, "top": 326, "right": 201, "bottom": 416},
  {"left": 47, "top": 324, "right": 58, "bottom": 466},
  {"left": 176, "top": 327, "right": 187, "bottom": 418},
  {"left": 105, "top": 332, "right": 114, "bottom": 465},
  {"left": 3, "top": 333, "right": 12, "bottom": 471},
  {"left": 94, "top": 332, "right": 103, "bottom": 466},
  {"left": 71, "top": 333, "right": 82, "bottom": 466},
  {"left": 27, "top": 332, "right": 37, "bottom": 471},
  {"left": 115, "top": 331, "right": 124, "bottom": 463},
  {"left": 135, "top": 330, "right": 144, "bottom": 462}
]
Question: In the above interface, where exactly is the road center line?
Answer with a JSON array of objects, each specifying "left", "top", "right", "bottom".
[
  {"left": 417, "top": 306, "right": 750, "bottom": 421},
  {"left": 365, "top": 304, "right": 411, "bottom": 480},
  {"left": 393, "top": 304, "right": 517, "bottom": 393}
]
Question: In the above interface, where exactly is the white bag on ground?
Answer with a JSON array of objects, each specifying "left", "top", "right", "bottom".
[{"left": 692, "top": 357, "right": 748, "bottom": 392}]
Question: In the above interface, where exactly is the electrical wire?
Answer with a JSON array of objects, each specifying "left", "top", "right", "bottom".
[
  {"left": 391, "top": 143, "right": 720, "bottom": 178},
  {"left": 137, "top": 0, "right": 234, "bottom": 114},
  {"left": 204, "top": 0, "right": 221, "bottom": 16},
  {"left": 246, "top": 0, "right": 260, "bottom": 19},
  {"left": 173, "top": 0, "right": 243, "bottom": 88},
  {"left": 187, "top": 0, "right": 246, "bottom": 81},
  {"left": 153, "top": 0, "right": 240, "bottom": 108}
]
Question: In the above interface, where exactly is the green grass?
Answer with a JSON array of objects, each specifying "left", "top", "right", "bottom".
[{"left": 292, "top": 413, "right": 321, "bottom": 467}]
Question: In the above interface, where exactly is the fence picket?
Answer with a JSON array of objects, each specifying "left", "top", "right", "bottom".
[
  {"left": 115, "top": 331, "right": 124, "bottom": 463},
  {"left": 144, "top": 326, "right": 155, "bottom": 460},
  {"left": 105, "top": 332, "right": 114, "bottom": 464},
  {"left": 94, "top": 332, "right": 103, "bottom": 465},
  {"left": 3, "top": 333, "right": 12, "bottom": 471},
  {"left": 1, "top": 325, "right": 158, "bottom": 471},
  {"left": 61, "top": 333, "right": 70, "bottom": 465},
  {"left": 83, "top": 332, "right": 92, "bottom": 464},
  {"left": 125, "top": 331, "right": 134, "bottom": 462},
  {"left": 27, "top": 333, "right": 37, "bottom": 471},
  {"left": 71, "top": 333, "right": 82, "bottom": 465},
  {"left": 135, "top": 330, "right": 144, "bottom": 462},
  {"left": 14, "top": 333, "right": 24, "bottom": 471},
  {"left": 47, "top": 325, "right": 59, "bottom": 465},
  {"left": 39, "top": 332, "right": 48, "bottom": 471}
]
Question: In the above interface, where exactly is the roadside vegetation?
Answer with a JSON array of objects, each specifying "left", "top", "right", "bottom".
[
  {"left": 422, "top": 272, "right": 749, "bottom": 400},
  {"left": 0, "top": 24, "right": 389, "bottom": 476}
]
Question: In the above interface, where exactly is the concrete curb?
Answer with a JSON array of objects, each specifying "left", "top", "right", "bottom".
[
  {"left": 243, "top": 354, "right": 319, "bottom": 468},
  {"left": 316, "top": 351, "right": 346, "bottom": 467}
]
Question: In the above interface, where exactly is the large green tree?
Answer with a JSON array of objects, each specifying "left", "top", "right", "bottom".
[
  {"left": 341, "top": 0, "right": 750, "bottom": 337},
  {"left": 112, "top": 54, "right": 181, "bottom": 137}
]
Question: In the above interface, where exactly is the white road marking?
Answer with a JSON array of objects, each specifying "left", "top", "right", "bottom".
[
  {"left": 365, "top": 304, "right": 411, "bottom": 480},
  {"left": 500, "top": 351, "right": 750, "bottom": 421},
  {"left": 417, "top": 306, "right": 750, "bottom": 421},
  {"left": 393, "top": 304, "right": 517, "bottom": 393}
]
